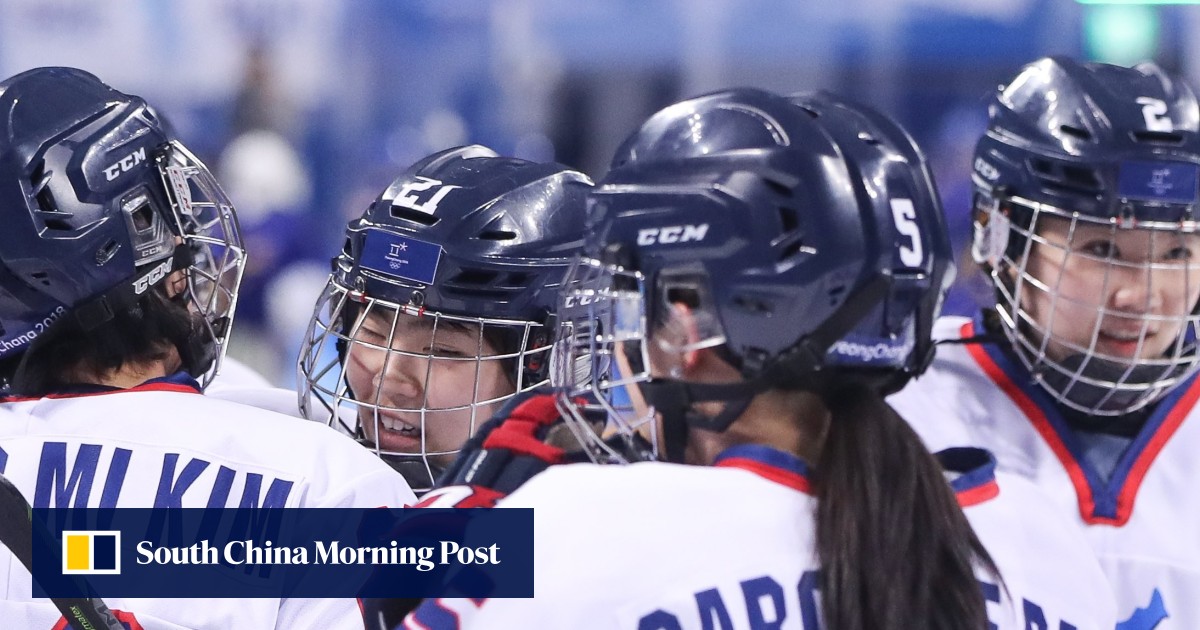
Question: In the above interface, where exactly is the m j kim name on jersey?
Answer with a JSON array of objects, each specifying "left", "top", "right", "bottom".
[{"left": 3, "top": 441, "right": 298, "bottom": 509}]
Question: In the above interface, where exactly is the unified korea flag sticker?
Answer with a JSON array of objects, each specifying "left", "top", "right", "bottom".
[{"left": 360, "top": 230, "right": 443, "bottom": 285}]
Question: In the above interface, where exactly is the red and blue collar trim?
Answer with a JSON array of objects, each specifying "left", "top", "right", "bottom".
[
  {"left": 711, "top": 443, "right": 999, "bottom": 506},
  {"left": 714, "top": 444, "right": 813, "bottom": 495},
  {"left": 962, "top": 316, "right": 1200, "bottom": 525},
  {"left": 0, "top": 371, "right": 201, "bottom": 402},
  {"left": 936, "top": 446, "right": 1001, "bottom": 507}
]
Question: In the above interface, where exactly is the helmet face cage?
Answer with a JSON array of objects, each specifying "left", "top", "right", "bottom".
[
  {"left": 984, "top": 194, "right": 1200, "bottom": 415},
  {"left": 554, "top": 254, "right": 731, "bottom": 464},
  {"left": 298, "top": 271, "right": 552, "bottom": 492},
  {"left": 156, "top": 141, "right": 246, "bottom": 387}
]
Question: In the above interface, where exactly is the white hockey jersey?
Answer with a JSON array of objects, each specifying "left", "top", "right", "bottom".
[
  {"left": 206, "top": 356, "right": 274, "bottom": 392},
  {"left": 405, "top": 443, "right": 1114, "bottom": 629},
  {"left": 0, "top": 373, "right": 418, "bottom": 630},
  {"left": 205, "top": 384, "right": 309, "bottom": 420},
  {"left": 890, "top": 315, "right": 1199, "bottom": 629}
]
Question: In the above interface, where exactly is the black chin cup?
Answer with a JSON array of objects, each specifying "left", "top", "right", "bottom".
[
  {"left": 1036, "top": 351, "right": 1188, "bottom": 415},
  {"left": 363, "top": 444, "right": 443, "bottom": 494}
]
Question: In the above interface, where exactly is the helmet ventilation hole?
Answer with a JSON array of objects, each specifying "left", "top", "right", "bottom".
[
  {"left": 478, "top": 229, "right": 517, "bottom": 241},
  {"left": 95, "top": 239, "right": 120, "bottom": 265},
  {"left": 389, "top": 206, "right": 438, "bottom": 226},
  {"left": 1058, "top": 125, "right": 1092, "bottom": 141},
  {"left": 1131, "top": 130, "right": 1184, "bottom": 145},
  {"left": 778, "top": 206, "right": 798, "bottom": 232},
  {"left": 30, "top": 161, "right": 70, "bottom": 231}
]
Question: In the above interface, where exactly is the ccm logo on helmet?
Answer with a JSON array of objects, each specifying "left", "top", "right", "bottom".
[
  {"left": 133, "top": 259, "right": 173, "bottom": 295},
  {"left": 104, "top": 147, "right": 147, "bottom": 181},
  {"left": 973, "top": 157, "right": 1000, "bottom": 182},
  {"left": 637, "top": 224, "right": 709, "bottom": 246}
]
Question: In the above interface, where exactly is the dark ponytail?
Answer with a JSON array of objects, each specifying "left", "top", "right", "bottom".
[{"left": 813, "top": 381, "right": 998, "bottom": 630}]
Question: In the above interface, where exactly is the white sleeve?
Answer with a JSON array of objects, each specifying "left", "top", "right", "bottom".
[{"left": 275, "top": 597, "right": 369, "bottom": 630}]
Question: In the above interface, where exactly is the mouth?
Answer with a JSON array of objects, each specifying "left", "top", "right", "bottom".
[
  {"left": 1096, "top": 329, "right": 1155, "bottom": 357},
  {"left": 363, "top": 413, "right": 425, "bottom": 452}
]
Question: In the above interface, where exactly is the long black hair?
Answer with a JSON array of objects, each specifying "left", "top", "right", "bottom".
[{"left": 814, "top": 380, "right": 998, "bottom": 630}]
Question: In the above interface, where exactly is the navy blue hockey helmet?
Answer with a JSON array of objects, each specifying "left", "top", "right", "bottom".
[
  {"left": 0, "top": 67, "right": 245, "bottom": 386},
  {"left": 972, "top": 57, "right": 1200, "bottom": 415},
  {"left": 298, "top": 145, "right": 591, "bottom": 491},
  {"left": 556, "top": 88, "right": 954, "bottom": 463}
]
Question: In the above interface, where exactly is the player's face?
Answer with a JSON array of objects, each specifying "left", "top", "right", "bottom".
[
  {"left": 343, "top": 310, "right": 515, "bottom": 466},
  {"left": 1020, "top": 217, "right": 1200, "bottom": 363}
]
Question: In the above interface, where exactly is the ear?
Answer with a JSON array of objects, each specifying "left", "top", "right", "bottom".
[{"left": 667, "top": 302, "right": 702, "bottom": 372}]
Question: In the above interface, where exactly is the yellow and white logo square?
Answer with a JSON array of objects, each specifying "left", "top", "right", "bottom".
[{"left": 61, "top": 530, "right": 121, "bottom": 575}]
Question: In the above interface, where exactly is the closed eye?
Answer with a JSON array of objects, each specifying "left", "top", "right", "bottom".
[
  {"left": 354, "top": 326, "right": 389, "bottom": 345},
  {"left": 1079, "top": 240, "right": 1120, "bottom": 259},
  {"left": 1164, "top": 245, "right": 1194, "bottom": 261},
  {"left": 427, "top": 346, "right": 469, "bottom": 358}
]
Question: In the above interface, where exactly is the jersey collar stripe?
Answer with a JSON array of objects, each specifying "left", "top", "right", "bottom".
[
  {"left": 713, "top": 444, "right": 812, "bottom": 495},
  {"left": 0, "top": 381, "right": 201, "bottom": 403},
  {"left": 955, "top": 481, "right": 1000, "bottom": 508},
  {"left": 961, "top": 320, "right": 1101, "bottom": 522},
  {"left": 936, "top": 446, "right": 1001, "bottom": 507},
  {"left": 1115, "top": 373, "right": 1200, "bottom": 521},
  {"left": 51, "top": 381, "right": 201, "bottom": 396},
  {"left": 963, "top": 319, "right": 1200, "bottom": 526}
]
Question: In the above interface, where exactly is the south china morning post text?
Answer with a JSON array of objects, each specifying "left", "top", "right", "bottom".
[
  {"left": 31, "top": 508, "right": 533, "bottom": 599},
  {"left": 133, "top": 537, "right": 501, "bottom": 572}
]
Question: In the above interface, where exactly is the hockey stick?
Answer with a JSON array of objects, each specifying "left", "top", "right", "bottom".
[{"left": 0, "top": 473, "right": 124, "bottom": 630}]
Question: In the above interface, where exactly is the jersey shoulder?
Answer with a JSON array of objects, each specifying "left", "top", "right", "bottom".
[
  {"left": 967, "top": 470, "right": 1117, "bottom": 629},
  {"left": 207, "top": 355, "right": 273, "bottom": 390},
  {"left": 500, "top": 458, "right": 799, "bottom": 512},
  {"left": 889, "top": 316, "right": 1008, "bottom": 451},
  {"left": 204, "top": 385, "right": 305, "bottom": 418}
]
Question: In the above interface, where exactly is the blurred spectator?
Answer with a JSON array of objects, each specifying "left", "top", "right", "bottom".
[
  {"left": 218, "top": 127, "right": 323, "bottom": 385},
  {"left": 927, "top": 102, "right": 991, "bottom": 317}
]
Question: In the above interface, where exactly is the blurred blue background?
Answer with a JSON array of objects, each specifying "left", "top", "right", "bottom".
[{"left": 0, "top": 0, "right": 1188, "bottom": 385}]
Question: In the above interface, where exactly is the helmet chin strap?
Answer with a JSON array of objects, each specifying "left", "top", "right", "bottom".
[
  {"left": 638, "top": 273, "right": 894, "bottom": 463},
  {"left": 171, "top": 307, "right": 223, "bottom": 380},
  {"left": 164, "top": 245, "right": 226, "bottom": 380},
  {"left": 637, "top": 380, "right": 761, "bottom": 463}
]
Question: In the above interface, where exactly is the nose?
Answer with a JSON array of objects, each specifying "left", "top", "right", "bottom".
[
  {"left": 1108, "top": 267, "right": 1163, "bottom": 315},
  {"left": 372, "top": 349, "right": 426, "bottom": 402}
]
